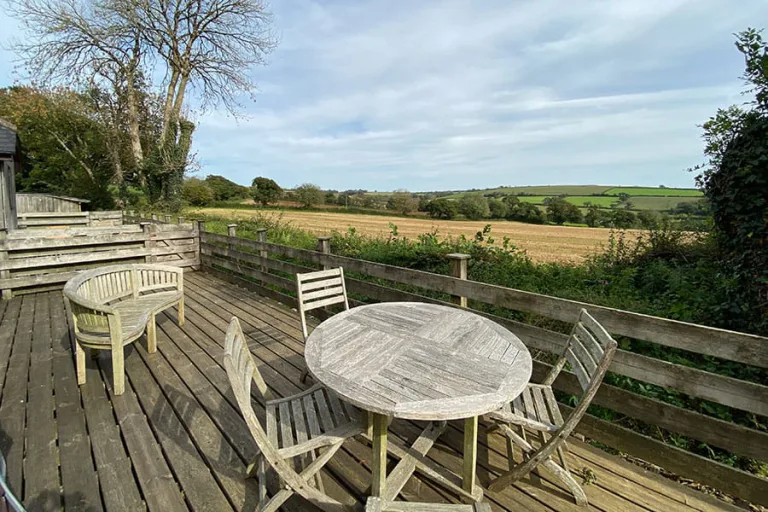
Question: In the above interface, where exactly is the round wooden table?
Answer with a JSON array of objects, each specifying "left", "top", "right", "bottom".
[{"left": 305, "top": 302, "right": 532, "bottom": 508}]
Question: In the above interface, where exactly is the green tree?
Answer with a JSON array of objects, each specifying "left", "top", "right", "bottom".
[
  {"left": 487, "top": 198, "right": 508, "bottom": 219},
  {"left": 205, "top": 175, "right": 249, "bottom": 201},
  {"left": 295, "top": 183, "right": 324, "bottom": 208},
  {"left": 509, "top": 202, "right": 546, "bottom": 224},
  {"left": 386, "top": 190, "right": 418, "bottom": 215},
  {"left": 425, "top": 198, "right": 458, "bottom": 219},
  {"left": 546, "top": 198, "right": 582, "bottom": 225},
  {"left": 251, "top": 177, "right": 282, "bottom": 206},
  {"left": 610, "top": 209, "right": 637, "bottom": 229},
  {"left": 584, "top": 205, "right": 601, "bottom": 227},
  {"left": 637, "top": 210, "right": 660, "bottom": 229},
  {"left": 182, "top": 178, "right": 215, "bottom": 206},
  {"left": 0, "top": 86, "right": 116, "bottom": 208},
  {"left": 458, "top": 193, "right": 490, "bottom": 220},
  {"left": 324, "top": 191, "right": 337, "bottom": 204}
]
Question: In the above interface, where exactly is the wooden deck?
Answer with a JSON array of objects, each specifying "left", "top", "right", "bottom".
[{"left": 0, "top": 271, "right": 740, "bottom": 511}]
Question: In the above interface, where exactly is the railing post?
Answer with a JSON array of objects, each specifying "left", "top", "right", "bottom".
[
  {"left": 164, "top": 214, "right": 171, "bottom": 224},
  {"left": 196, "top": 220, "right": 205, "bottom": 269},
  {"left": 151, "top": 213, "right": 158, "bottom": 222},
  {"left": 141, "top": 221, "right": 157, "bottom": 263},
  {"left": 0, "top": 230, "right": 11, "bottom": 300},
  {"left": 227, "top": 224, "right": 237, "bottom": 252},
  {"left": 256, "top": 228, "right": 268, "bottom": 274},
  {"left": 447, "top": 253, "right": 470, "bottom": 307},
  {"left": 317, "top": 236, "right": 331, "bottom": 270},
  {"left": 178, "top": 216, "right": 185, "bottom": 225}
]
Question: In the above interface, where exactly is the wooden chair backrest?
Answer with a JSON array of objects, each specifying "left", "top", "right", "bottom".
[
  {"left": 517, "top": 310, "right": 617, "bottom": 475},
  {"left": 541, "top": 309, "right": 617, "bottom": 435},
  {"left": 295, "top": 268, "right": 349, "bottom": 339}
]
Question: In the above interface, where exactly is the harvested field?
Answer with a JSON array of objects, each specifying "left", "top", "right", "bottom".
[{"left": 194, "top": 207, "right": 626, "bottom": 264}]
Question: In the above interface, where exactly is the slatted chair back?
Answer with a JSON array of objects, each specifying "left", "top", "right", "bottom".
[
  {"left": 523, "top": 310, "right": 616, "bottom": 473},
  {"left": 542, "top": 308, "right": 617, "bottom": 394},
  {"left": 296, "top": 268, "right": 349, "bottom": 339}
]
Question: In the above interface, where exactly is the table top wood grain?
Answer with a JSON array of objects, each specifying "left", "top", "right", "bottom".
[{"left": 305, "top": 302, "right": 532, "bottom": 420}]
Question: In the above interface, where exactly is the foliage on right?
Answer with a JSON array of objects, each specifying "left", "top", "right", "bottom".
[{"left": 697, "top": 28, "right": 768, "bottom": 332}]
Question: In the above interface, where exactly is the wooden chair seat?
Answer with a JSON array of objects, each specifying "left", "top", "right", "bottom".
[
  {"left": 224, "top": 317, "right": 363, "bottom": 511},
  {"left": 265, "top": 383, "right": 362, "bottom": 459},
  {"left": 486, "top": 383, "right": 563, "bottom": 433}
]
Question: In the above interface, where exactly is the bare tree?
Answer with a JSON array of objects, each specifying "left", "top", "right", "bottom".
[
  {"left": 8, "top": 0, "right": 277, "bottom": 210},
  {"left": 8, "top": 0, "right": 147, "bottom": 174},
  {"left": 116, "top": 0, "right": 278, "bottom": 146}
]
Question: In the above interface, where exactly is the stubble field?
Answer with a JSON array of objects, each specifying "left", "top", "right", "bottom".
[{"left": 195, "top": 207, "right": 624, "bottom": 264}]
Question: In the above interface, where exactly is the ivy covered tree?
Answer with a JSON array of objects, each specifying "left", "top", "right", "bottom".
[{"left": 696, "top": 28, "right": 768, "bottom": 331}]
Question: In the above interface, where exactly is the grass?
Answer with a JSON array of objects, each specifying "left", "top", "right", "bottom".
[{"left": 604, "top": 187, "right": 703, "bottom": 197}]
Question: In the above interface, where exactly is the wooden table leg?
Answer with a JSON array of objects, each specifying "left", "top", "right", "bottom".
[
  {"left": 463, "top": 416, "right": 478, "bottom": 496},
  {"left": 371, "top": 413, "right": 388, "bottom": 498}
]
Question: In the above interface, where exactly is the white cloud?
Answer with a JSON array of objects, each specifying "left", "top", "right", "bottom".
[{"left": 2, "top": 0, "right": 757, "bottom": 191}]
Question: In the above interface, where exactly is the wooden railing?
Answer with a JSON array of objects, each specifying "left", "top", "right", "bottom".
[
  {"left": 199, "top": 226, "right": 768, "bottom": 506},
  {"left": 0, "top": 221, "right": 199, "bottom": 299},
  {"left": 17, "top": 210, "right": 123, "bottom": 228}
]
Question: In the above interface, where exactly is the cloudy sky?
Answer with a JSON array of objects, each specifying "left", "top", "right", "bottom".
[{"left": 1, "top": 0, "right": 767, "bottom": 191}]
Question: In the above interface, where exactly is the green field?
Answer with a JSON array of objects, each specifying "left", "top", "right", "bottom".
[
  {"left": 604, "top": 187, "right": 703, "bottom": 197},
  {"left": 516, "top": 195, "right": 617, "bottom": 207},
  {"left": 442, "top": 185, "right": 611, "bottom": 199},
  {"left": 435, "top": 184, "right": 703, "bottom": 212},
  {"left": 512, "top": 195, "right": 702, "bottom": 210}
]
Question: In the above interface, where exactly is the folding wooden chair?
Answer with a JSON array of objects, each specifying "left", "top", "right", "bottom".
[
  {"left": 223, "top": 317, "right": 363, "bottom": 511},
  {"left": 486, "top": 309, "right": 618, "bottom": 506},
  {"left": 295, "top": 267, "right": 350, "bottom": 383}
]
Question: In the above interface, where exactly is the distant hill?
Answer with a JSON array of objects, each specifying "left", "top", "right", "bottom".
[{"left": 434, "top": 185, "right": 703, "bottom": 213}]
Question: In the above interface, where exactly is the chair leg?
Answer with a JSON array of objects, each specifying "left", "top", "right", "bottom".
[
  {"left": 541, "top": 458, "right": 588, "bottom": 506},
  {"left": 300, "top": 369, "right": 311, "bottom": 383},
  {"left": 75, "top": 341, "right": 86, "bottom": 385},
  {"left": 147, "top": 314, "right": 157, "bottom": 354},
  {"left": 177, "top": 298, "right": 185, "bottom": 326},
  {"left": 112, "top": 348, "right": 125, "bottom": 396}
]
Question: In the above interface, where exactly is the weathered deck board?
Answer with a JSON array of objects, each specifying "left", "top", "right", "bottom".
[{"left": 0, "top": 271, "right": 741, "bottom": 511}]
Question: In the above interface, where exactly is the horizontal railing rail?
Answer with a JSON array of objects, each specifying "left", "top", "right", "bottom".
[{"left": 199, "top": 226, "right": 768, "bottom": 506}]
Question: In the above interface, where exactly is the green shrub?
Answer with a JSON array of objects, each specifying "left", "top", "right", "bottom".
[{"left": 182, "top": 178, "right": 215, "bottom": 206}]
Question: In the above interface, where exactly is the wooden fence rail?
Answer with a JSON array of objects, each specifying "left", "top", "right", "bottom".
[
  {"left": 199, "top": 227, "right": 768, "bottom": 507},
  {"left": 16, "top": 210, "right": 123, "bottom": 228},
  {"left": 0, "top": 222, "right": 199, "bottom": 298}
]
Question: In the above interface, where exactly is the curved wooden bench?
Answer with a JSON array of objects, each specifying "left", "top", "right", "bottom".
[{"left": 63, "top": 264, "right": 185, "bottom": 395}]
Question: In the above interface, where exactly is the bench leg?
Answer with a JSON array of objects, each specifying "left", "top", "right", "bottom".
[
  {"left": 112, "top": 348, "right": 125, "bottom": 396},
  {"left": 177, "top": 298, "right": 185, "bottom": 326},
  {"left": 75, "top": 341, "right": 86, "bottom": 386},
  {"left": 147, "top": 314, "right": 157, "bottom": 354}
]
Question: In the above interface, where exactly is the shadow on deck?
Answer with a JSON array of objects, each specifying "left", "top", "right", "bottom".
[{"left": 0, "top": 271, "right": 739, "bottom": 511}]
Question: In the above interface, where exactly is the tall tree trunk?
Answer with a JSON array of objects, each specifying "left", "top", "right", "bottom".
[
  {"left": 159, "top": 69, "right": 180, "bottom": 147},
  {"left": 124, "top": 72, "right": 144, "bottom": 169}
]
